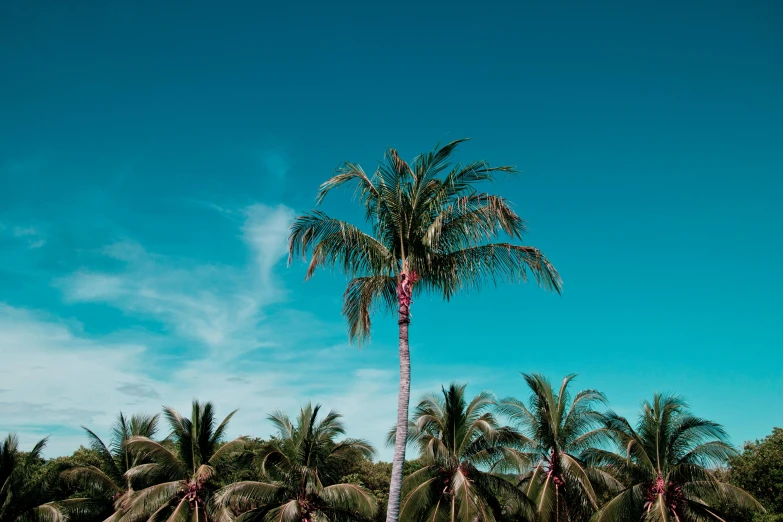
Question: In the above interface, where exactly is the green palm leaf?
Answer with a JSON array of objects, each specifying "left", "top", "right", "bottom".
[
  {"left": 125, "top": 438, "right": 186, "bottom": 481},
  {"left": 119, "top": 481, "right": 181, "bottom": 522},
  {"left": 60, "top": 466, "right": 121, "bottom": 496},
  {"left": 320, "top": 484, "right": 378, "bottom": 517}
]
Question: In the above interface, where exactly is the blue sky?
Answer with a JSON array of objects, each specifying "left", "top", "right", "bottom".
[{"left": 1, "top": 1, "right": 781, "bottom": 458}]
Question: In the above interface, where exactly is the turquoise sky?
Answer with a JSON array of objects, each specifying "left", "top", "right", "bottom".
[{"left": 1, "top": 1, "right": 781, "bottom": 458}]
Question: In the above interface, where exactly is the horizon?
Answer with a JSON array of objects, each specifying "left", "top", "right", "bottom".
[{"left": 1, "top": 1, "right": 781, "bottom": 460}]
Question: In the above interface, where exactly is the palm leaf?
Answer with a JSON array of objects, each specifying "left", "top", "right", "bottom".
[
  {"left": 60, "top": 466, "right": 121, "bottom": 495},
  {"left": 208, "top": 438, "right": 247, "bottom": 468},
  {"left": 264, "top": 500, "right": 299, "bottom": 522},
  {"left": 118, "top": 481, "right": 181, "bottom": 522},
  {"left": 125, "top": 438, "right": 186, "bottom": 481},
  {"left": 341, "top": 275, "right": 396, "bottom": 344},
  {"left": 320, "top": 483, "right": 378, "bottom": 517}
]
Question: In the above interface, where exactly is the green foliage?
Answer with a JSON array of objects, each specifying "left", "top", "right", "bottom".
[
  {"left": 216, "top": 438, "right": 269, "bottom": 486},
  {"left": 751, "top": 515, "right": 783, "bottom": 522},
  {"left": 341, "top": 460, "right": 426, "bottom": 522},
  {"left": 723, "top": 428, "right": 783, "bottom": 520},
  {"left": 0, "top": 434, "right": 96, "bottom": 522},
  {"left": 37, "top": 446, "right": 104, "bottom": 500}
]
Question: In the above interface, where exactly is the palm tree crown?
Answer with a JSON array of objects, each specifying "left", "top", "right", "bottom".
[
  {"left": 215, "top": 403, "right": 377, "bottom": 522},
  {"left": 62, "top": 412, "right": 159, "bottom": 514},
  {"left": 288, "top": 138, "right": 561, "bottom": 343},
  {"left": 591, "top": 393, "right": 763, "bottom": 522},
  {"left": 397, "top": 384, "right": 530, "bottom": 522},
  {"left": 120, "top": 400, "right": 246, "bottom": 522},
  {"left": 499, "top": 374, "right": 616, "bottom": 522}
]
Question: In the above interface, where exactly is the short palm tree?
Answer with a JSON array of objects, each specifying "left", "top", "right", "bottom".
[
  {"left": 395, "top": 384, "right": 532, "bottom": 522},
  {"left": 62, "top": 413, "right": 159, "bottom": 518},
  {"left": 289, "top": 139, "right": 562, "bottom": 522},
  {"left": 498, "top": 374, "right": 617, "bottom": 522},
  {"left": 120, "top": 401, "right": 247, "bottom": 522},
  {"left": 589, "top": 393, "right": 763, "bottom": 522},
  {"left": 214, "top": 403, "right": 377, "bottom": 522},
  {"left": 0, "top": 434, "right": 87, "bottom": 522}
]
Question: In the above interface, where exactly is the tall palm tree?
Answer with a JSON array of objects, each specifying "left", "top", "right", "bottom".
[
  {"left": 0, "top": 434, "right": 87, "bottom": 522},
  {"left": 394, "top": 384, "right": 532, "bottom": 522},
  {"left": 288, "top": 139, "right": 562, "bottom": 522},
  {"left": 589, "top": 394, "right": 763, "bottom": 522},
  {"left": 61, "top": 413, "right": 159, "bottom": 519},
  {"left": 498, "top": 374, "right": 617, "bottom": 522},
  {"left": 120, "top": 401, "right": 247, "bottom": 522},
  {"left": 214, "top": 403, "right": 377, "bottom": 522}
]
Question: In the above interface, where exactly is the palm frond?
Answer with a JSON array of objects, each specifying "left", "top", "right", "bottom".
[
  {"left": 288, "top": 212, "right": 392, "bottom": 278},
  {"left": 83, "top": 427, "right": 123, "bottom": 481},
  {"left": 682, "top": 481, "right": 765, "bottom": 513},
  {"left": 210, "top": 408, "right": 238, "bottom": 449},
  {"left": 118, "top": 481, "right": 181, "bottom": 522},
  {"left": 125, "top": 437, "right": 186, "bottom": 481},
  {"left": 593, "top": 485, "right": 645, "bottom": 522},
  {"left": 315, "top": 162, "right": 380, "bottom": 207},
  {"left": 214, "top": 481, "right": 281, "bottom": 514},
  {"left": 208, "top": 438, "right": 248, "bottom": 468},
  {"left": 165, "top": 498, "right": 191, "bottom": 522},
  {"left": 264, "top": 499, "right": 300, "bottom": 522},
  {"left": 399, "top": 475, "right": 440, "bottom": 522},
  {"left": 60, "top": 466, "right": 121, "bottom": 496},
  {"left": 342, "top": 275, "right": 397, "bottom": 344},
  {"left": 426, "top": 243, "right": 562, "bottom": 300},
  {"left": 320, "top": 483, "right": 378, "bottom": 518},
  {"left": 19, "top": 503, "right": 66, "bottom": 522},
  {"left": 559, "top": 453, "right": 599, "bottom": 509},
  {"left": 290, "top": 140, "right": 561, "bottom": 345}
]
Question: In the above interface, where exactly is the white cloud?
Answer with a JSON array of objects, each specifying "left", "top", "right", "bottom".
[
  {"left": 242, "top": 204, "right": 296, "bottom": 285},
  {"left": 58, "top": 204, "right": 295, "bottom": 355},
  {"left": 0, "top": 222, "right": 46, "bottom": 249},
  {"left": 0, "top": 202, "right": 411, "bottom": 460},
  {"left": 0, "top": 304, "right": 147, "bottom": 453},
  {"left": 0, "top": 302, "right": 404, "bottom": 459}
]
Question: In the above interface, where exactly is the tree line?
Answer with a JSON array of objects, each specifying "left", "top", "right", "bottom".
[{"left": 1, "top": 374, "right": 778, "bottom": 522}]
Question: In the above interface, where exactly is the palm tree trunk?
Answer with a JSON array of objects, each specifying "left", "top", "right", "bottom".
[{"left": 386, "top": 303, "right": 411, "bottom": 522}]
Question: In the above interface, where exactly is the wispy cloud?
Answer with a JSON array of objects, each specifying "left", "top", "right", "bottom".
[
  {"left": 1, "top": 201, "right": 414, "bottom": 459},
  {"left": 0, "top": 222, "right": 46, "bottom": 249},
  {"left": 0, "top": 303, "right": 148, "bottom": 452},
  {"left": 0, "top": 301, "right": 404, "bottom": 458},
  {"left": 242, "top": 204, "right": 295, "bottom": 286},
  {"left": 57, "top": 204, "right": 295, "bottom": 355}
]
